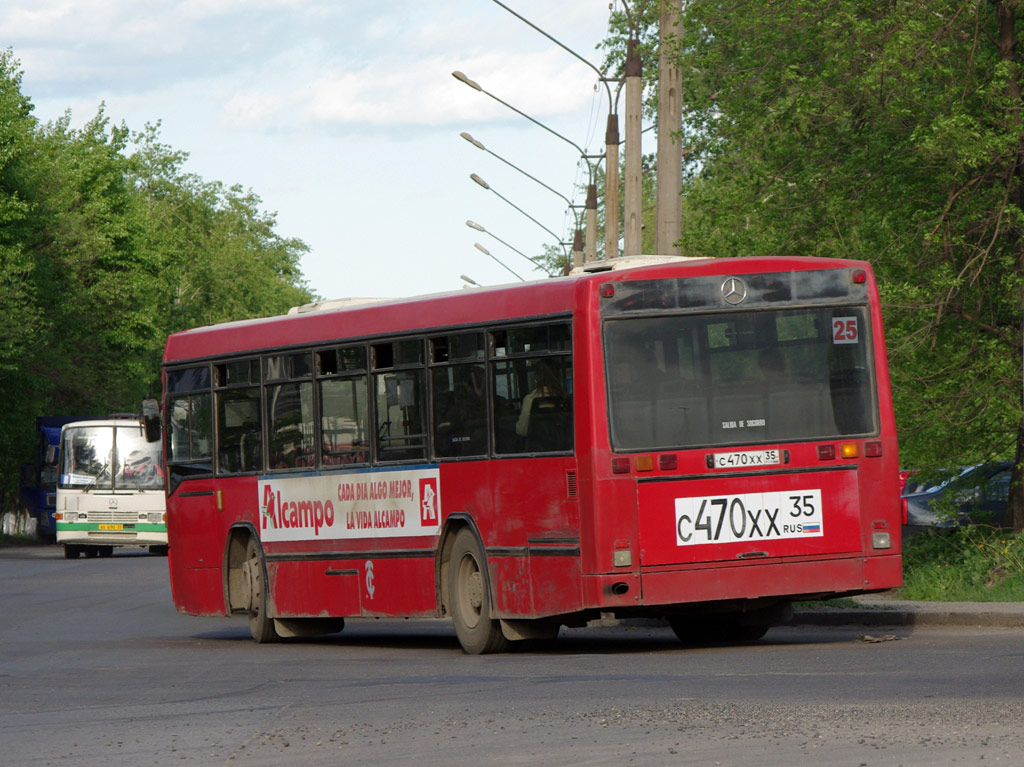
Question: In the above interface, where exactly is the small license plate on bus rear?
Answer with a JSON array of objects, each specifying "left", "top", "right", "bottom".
[
  {"left": 710, "top": 449, "right": 780, "bottom": 469},
  {"left": 98, "top": 524, "right": 124, "bottom": 531}
]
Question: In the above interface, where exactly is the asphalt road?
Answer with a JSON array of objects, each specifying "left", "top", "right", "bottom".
[{"left": 2, "top": 546, "right": 1023, "bottom": 767}]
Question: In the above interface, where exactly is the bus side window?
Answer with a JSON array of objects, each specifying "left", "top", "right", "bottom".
[
  {"left": 432, "top": 363, "right": 487, "bottom": 458},
  {"left": 320, "top": 376, "right": 370, "bottom": 466},
  {"left": 494, "top": 356, "right": 572, "bottom": 455},
  {"left": 372, "top": 340, "right": 427, "bottom": 463}
]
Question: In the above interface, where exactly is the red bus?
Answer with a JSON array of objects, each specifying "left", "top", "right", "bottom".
[{"left": 148, "top": 256, "right": 901, "bottom": 653}]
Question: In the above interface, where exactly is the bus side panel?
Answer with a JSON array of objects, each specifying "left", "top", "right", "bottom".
[
  {"left": 489, "top": 555, "right": 533, "bottom": 616},
  {"left": 355, "top": 555, "right": 437, "bottom": 617},
  {"left": 481, "top": 457, "right": 583, "bottom": 617},
  {"left": 528, "top": 553, "right": 584, "bottom": 616},
  {"left": 168, "top": 549, "right": 227, "bottom": 616},
  {"left": 268, "top": 561, "right": 361, "bottom": 618}
]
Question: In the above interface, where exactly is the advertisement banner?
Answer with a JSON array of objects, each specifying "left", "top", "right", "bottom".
[{"left": 258, "top": 467, "right": 441, "bottom": 542}]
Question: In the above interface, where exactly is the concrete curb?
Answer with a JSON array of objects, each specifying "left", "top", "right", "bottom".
[
  {"left": 791, "top": 609, "right": 1024, "bottom": 628},
  {"left": 791, "top": 597, "right": 1024, "bottom": 629}
]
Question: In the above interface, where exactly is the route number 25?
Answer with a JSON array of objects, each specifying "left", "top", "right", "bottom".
[{"left": 832, "top": 316, "right": 858, "bottom": 344}]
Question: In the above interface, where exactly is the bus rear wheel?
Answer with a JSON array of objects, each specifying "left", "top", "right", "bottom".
[
  {"left": 242, "top": 537, "right": 279, "bottom": 644},
  {"left": 449, "top": 528, "right": 509, "bottom": 655},
  {"left": 63, "top": 544, "right": 81, "bottom": 559}
]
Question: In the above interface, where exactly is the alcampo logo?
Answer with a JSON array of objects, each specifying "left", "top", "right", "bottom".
[
  {"left": 419, "top": 478, "right": 438, "bottom": 526},
  {"left": 262, "top": 484, "right": 335, "bottom": 535}
]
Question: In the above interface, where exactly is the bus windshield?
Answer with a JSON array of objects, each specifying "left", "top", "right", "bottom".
[
  {"left": 60, "top": 424, "right": 164, "bottom": 491},
  {"left": 605, "top": 306, "right": 877, "bottom": 450}
]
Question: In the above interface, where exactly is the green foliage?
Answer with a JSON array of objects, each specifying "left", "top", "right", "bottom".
[
  {"left": 631, "top": 1, "right": 1024, "bottom": 527},
  {"left": 0, "top": 49, "right": 313, "bottom": 509},
  {"left": 900, "top": 528, "right": 1024, "bottom": 601}
]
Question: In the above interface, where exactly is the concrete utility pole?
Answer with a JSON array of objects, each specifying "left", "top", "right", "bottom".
[
  {"left": 571, "top": 228, "right": 584, "bottom": 271},
  {"left": 624, "top": 37, "right": 643, "bottom": 257},
  {"left": 486, "top": 0, "right": 620, "bottom": 262},
  {"left": 605, "top": 111, "right": 620, "bottom": 260},
  {"left": 453, "top": 70, "right": 596, "bottom": 262},
  {"left": 585, "top": 184, "right": 598, "bottom": 262},
  {"left": 655, "top": 0, "right": 682, "bottom": 256}
]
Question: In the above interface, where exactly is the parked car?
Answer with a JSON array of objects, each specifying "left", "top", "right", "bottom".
[
  {"left": 898, "top": 468, "right": 919, "bottom": 495},
  {"left": 902, "top": 462, "right": 1013, "bottom": 535}
]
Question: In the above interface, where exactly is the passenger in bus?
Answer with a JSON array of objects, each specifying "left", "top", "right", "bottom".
[{"left": 516, "top": 360, "right": 570, "bottom": 451}]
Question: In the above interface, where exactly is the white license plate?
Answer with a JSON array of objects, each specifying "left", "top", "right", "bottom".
[
  {"left": 710, "top": 449, "right": 781, "bottom": 469},
  {"left": 675, "top": 489, "right": 824, "bottom": 546}
]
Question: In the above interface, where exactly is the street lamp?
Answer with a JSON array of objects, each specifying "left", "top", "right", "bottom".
[
  {"left": 461, "top": 131, "right": 579, "bottom": 271},
  {"left": 465, "top": 219, "right": 551, "bottom": 276},
  {"left": 487, "top": 0, "right": 622, "bottom": 260},
  {"left": 460, "top": 132, "right": 575, "bottom": 210},
  {"left": 453, "top": 70, "right": 601, "bottom": 267},
  {"left": 474, "top": 242, "right": 525, "bottom": 281},
  {"left": 469, "top": 173, "right": 568, "bottom": 264}
]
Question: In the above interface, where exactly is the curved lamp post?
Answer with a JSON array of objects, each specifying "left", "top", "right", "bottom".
[
  {"left": 474, "top": 242, "right": 524, "bottom": 281},
  {"left": 453, "top": 71, "right": 599, "bottom": 267},
  {"left": 487, "top": 0, "right": 622, "bottom": 260},
  {"left": 469, "top": 173, "right": 569, "bottom": 266},
  {"left": 461, "top": 132, "right": 577, "bottom": 272},
  {"left": 465, "top": 219, "right": 550, "bottom": 276}
]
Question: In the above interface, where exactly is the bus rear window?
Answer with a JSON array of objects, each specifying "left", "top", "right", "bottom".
[{"left": 604, "top": 307, "right": 877, "bottom": 450}]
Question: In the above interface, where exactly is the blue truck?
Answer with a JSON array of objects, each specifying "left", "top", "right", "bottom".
[{"left": 19, "top": 416, "right": 95, "bottom": 542}]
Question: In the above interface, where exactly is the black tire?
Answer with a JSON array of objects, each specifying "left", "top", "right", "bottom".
[
  {"left": 449, "top": 528, "right": 509, "bottom": 655},
  {"left": 149, "top": 545, "right": 169, "bottom": 556},
  {"left": 243, "top": 537, "right": 279, "bottom": 643},
  {"left": 98, "top": 546, "right": 114, "bottom": 558},
  {"left": 84, "top": 546, "right": 99, "bottom": 558},
  {"left": 669, "top": 616, "right": 769, "bottom": 645},
  {"left": 63, "top": 544, "right": 80, "bottom": 560}
]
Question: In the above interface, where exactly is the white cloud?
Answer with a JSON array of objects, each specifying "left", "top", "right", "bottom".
[
  {"left": 221, "top": 48, "right": 597, "bottom": 132},
  {"left": 4, "top": 0, "right": 625, "bottom": 298}
]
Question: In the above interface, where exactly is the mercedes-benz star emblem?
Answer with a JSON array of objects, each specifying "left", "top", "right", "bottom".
[{"left": 721, "top": 277, "right": 748, "bottom": 305}]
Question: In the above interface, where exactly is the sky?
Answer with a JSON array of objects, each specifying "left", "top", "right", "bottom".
[{"left": 5, "top": 0, "right": 629, "bottom": 300}]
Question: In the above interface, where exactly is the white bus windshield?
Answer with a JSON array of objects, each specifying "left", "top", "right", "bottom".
[
  {"left": 60, "top": 424, "right": 164, "bottom": 490},
  {"left": 605, "top": 306, "right": 877, "bottom": 450}
]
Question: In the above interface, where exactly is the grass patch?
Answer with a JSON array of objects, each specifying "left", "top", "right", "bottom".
[{"left": 897, "top": 527, "right": 1024, "bottom": 601}]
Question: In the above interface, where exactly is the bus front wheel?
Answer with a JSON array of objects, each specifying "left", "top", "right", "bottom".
[
  {"left": 242, "top": 537, "right": 279, "bottom": 644},
  {"left": 449, "top": 528, "right": 509, "bottom": 655}
]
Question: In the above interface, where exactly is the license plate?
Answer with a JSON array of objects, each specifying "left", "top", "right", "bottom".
[
  {"left": 710, "top": 449, "right": 780, "bottom": 469},
  {"left": 98, "top": 524, "right": 124, "bottom": 531},
  {"left": 675, "top": 489, "right": 823, "bottom": 546}
]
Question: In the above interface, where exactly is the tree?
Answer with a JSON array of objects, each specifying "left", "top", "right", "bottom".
[
  {"left": 604, "top": 2, "right": 1024, "bottom": 531},
  {"left": 0, "top": 50, "right": 314, "bottom": 512},
  {"left": 0, "top": 48, "right": 46, "bottom": 507}
]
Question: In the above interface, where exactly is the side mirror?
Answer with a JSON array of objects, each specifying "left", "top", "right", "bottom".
[{"left": 141, "top": 399, "right": 161, "bottom": 443}]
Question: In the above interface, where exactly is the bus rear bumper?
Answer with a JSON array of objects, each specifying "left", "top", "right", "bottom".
[{"left": 637, "top": 554, "right": 902, "bottom": 608}]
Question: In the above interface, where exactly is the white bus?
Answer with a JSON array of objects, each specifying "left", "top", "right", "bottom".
[{"left": 56, "top": 417, "right": 167, "bottom": 559}]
